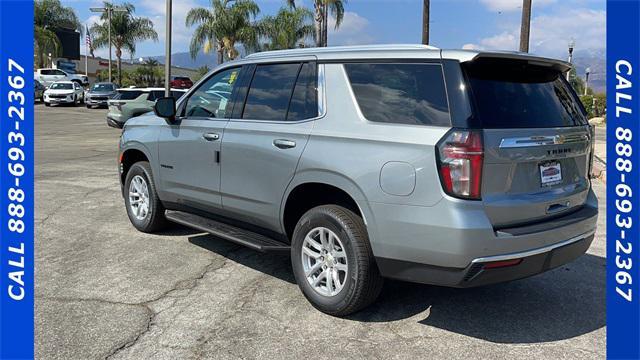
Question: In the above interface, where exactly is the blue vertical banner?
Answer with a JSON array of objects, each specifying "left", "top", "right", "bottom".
[
  {"left": 607, "top": 0, "right": 640, "bottom": 359},
  {"left": 0, "top": 0, "right": 35, "bottom": 359}
]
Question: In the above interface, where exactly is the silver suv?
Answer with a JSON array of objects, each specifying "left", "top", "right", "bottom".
[{"left": 118, "top": 45, "right": 598, "bottom": 316}]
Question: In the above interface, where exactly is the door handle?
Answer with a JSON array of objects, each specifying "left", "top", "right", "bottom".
[
  {"left": 202, "top": 133, "right": 220, "bottom": 141},
  {"left": 273, "top": 139, "right": 296, "bottom": 149}
]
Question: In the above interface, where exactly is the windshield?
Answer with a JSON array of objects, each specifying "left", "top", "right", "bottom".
[
  {"left": 463, "top": 59, "right": 587, "bottom": 128},
  {"left": 50, "top": 83, "right": 73, "bottom": 90},
  {"left": 92, "top": 83, "right": 115, "bottom": 91}
]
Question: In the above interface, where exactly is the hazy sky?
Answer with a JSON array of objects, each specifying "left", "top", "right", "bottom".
[{"left": 63, "top": 0, "right": 605, "bottom": 59}]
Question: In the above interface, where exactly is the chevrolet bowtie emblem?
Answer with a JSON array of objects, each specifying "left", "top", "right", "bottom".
[{"left": 554, "top": 135, "right": 566, "bottom": 144}]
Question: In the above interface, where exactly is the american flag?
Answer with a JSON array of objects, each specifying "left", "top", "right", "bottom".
[{"left": 85, "top": 25, "right": 94, "bottom": 57}]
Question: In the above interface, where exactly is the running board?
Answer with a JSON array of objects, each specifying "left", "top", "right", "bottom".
[{"left": 165, "top": 210, "right": 290, "bottom": 253}]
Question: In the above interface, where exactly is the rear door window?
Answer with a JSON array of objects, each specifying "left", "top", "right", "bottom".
[
  {"left": 344, "top": 63, "right": 450, "bottom": 126},
  {"left": 463, "top": 59, "right": 587, "bottom": 128},
  {"left": 149, "top": 91, "right": 165, "bottom": 101},
  {"left": 286, "top": 62, "right": 318, "bottom": 121},
  {"left": 117, "top": 90, "right": 143, "bottom": 100},
  {"left": 171, "top": 91, "right": 185, "bottom": 99},
  {"left": 242, "top": 63, "right": 300, "bottom": 121}
]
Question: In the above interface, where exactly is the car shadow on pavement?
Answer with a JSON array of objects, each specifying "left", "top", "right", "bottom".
[
  {"left": 187, "top": 230, "right": 604, "bottom": 344},
  {"left": 352, "top": 253, "right": 606, "bottom": 344},
  {"left": 188, "top": 233, "right": 296, "bottom": 284}
]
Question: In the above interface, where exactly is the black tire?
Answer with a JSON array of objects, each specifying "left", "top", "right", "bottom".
[
  {"left": 44, "top": 102, "right": 50, "bottom": 107},
  {"left": 123, "top": 161, "right": 168, "bottom": 233},
  {"left": 291, "top": 205, "right": 383, "bottom": 316},
  {"left": 86, "top": 104, "right": 92, "bottom": 109}
]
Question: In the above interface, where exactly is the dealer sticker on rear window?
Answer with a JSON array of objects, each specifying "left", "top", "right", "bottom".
[{"left": 540, "top": 161, "right": 562, "bottom": 186}]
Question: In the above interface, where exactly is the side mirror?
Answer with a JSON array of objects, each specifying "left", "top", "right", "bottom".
[{"left": 154, "top": 96, "right": 177, "bottom": 122}]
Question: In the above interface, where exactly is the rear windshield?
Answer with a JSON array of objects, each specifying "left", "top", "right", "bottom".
[
  {"left": 116, "top": 90, "right": 143, "bottom": 100},
  {"left": 463, "top": 59, "right": 587, "bottom": 128},
  {"left": 173, "top": 77, "right": 190, "bottom": 81}
]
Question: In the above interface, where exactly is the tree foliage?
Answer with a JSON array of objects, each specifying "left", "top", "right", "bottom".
[
  {"left": 34, "top": 0, "right": 80, "bottom": 67},
  {"left": 186, "top": 0, "right": 260, "bottom": 64},
  {"left": 90, "top": 2, "right": 158, "bottom": 85},
  {"left": 257, "top": 7, "right": 315, "bottom": 50}
]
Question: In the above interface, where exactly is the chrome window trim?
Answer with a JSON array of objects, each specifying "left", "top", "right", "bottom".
[{"left": 227, "top": 62, "right": 325, "bottom": 125}]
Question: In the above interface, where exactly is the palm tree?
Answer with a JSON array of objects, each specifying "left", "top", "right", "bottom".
[
  {"left": 141, "top": 58, "right": 160, "bottom": 86},
  {"left": 90, "top": 2, "right": 158, "bottom": 85},
  {"left": 34, "top": 0, "right": 80, "bottom": 67},
  {"left": 422, "top": 0, "right": 430, "bottom": 45},
  {"left": 287, "top": 0, "right": 345, "bottom": 47},
  {"left": 258, "top": 7, "right": 315, "bottom": 50},
  {"left": 186, "top": 0, "right": 260, "bottom": 65},
  {"left": 195, "top": 65, "right": 211, "bottom": 81}
]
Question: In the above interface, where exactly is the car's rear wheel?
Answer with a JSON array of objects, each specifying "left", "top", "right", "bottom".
[
  {"left": 291, "top": 205, "right": 383, "bottom": 316},
  {"left": 124, "top": 161, "right": 168, "bottom": 233}
]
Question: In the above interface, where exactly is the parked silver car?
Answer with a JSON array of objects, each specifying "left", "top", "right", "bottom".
[
  {"left": 107, "top": 87, "right": 186, "bottom": 128},
  {"left": 118, "top": 45, "right": 598, "bottom": 316},
  {"left": 85, "top": 82, "right": 118, "bottom": 108}
]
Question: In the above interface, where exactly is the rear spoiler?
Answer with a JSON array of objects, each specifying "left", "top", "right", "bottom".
[{"left": 441, "top": 49, "right": 572, "bottom": 73}]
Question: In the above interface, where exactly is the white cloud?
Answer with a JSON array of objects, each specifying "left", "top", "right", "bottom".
[
  {"left": 328, "top": 11, "right": 373, "bottom": 45},
  {"left": 479, "top": 0, "right": 556, "bottom": 12},
  {"left": 462, "top": 43, "right": 481, "bottom": 50},
  {"left": 137, "top": 0, "right": 199, "bottom": 54},
  {"left": 462, "top": 8, "right": 605, "bottom": 57}
]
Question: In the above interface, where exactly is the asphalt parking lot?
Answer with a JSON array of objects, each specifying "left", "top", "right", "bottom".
[{"left": 35, "top": 104, "right": 606, "bottom": 359}]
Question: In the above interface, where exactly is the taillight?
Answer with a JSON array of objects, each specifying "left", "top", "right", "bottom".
[
  {"left": 588, "top": 125, "right": 595, "bottom": 178},
  {"left": 436, "top": 129, "right": 484, "bottom": 200}
]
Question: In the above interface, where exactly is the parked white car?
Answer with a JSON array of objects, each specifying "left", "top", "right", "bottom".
[
  {"left": 34, "top": 68, "right": 89, "bottom": 87},
  {"left": 43, "top": 81, "right": 85, "bottom": 106}
]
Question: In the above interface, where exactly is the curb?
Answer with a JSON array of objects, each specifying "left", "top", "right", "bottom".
[{"left": 592, "top": 160, "right": 606, "bottom": 184}]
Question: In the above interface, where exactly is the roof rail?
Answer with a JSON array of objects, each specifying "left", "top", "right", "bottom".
[{"left": 245, "top": 44, "right": 439, "bottom": 59}]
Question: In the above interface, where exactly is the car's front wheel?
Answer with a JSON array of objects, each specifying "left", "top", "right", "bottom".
[
  {"left": 291, "top": 205, "right": 383, "bottom": 316},
  {"left": 124, "top": 161, "right": 168, "bottom": 233}
]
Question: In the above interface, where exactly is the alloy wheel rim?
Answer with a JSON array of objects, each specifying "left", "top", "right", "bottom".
[
  {"left": 128, "top": 175, "right": 150, "bottom": 220},
  {"left": 301, "top": 227, "right": 349, "bottom": 297}
]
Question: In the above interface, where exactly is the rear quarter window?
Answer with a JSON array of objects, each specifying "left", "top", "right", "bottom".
[{"left": 344, "top": 63, "right": 450, "bottom": 126}]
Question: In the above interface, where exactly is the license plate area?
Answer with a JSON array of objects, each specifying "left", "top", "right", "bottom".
[{"left": 539, "top": 161, "right": 562, "bottom": 186}]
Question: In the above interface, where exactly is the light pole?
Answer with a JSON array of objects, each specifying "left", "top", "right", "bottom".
[
  {"left": 584, "top": 67, "right": 591, "bottom": 96},
  {"left": 164, "top": 0, "right": 172, "bottom": 97},
  {"left": 567, "top": 39, "right": 575, "bottom": 81},
  {"left": 519, "top": 0, "right": 532, "bottom": 52},
  {"left": 90, "top": 4, "right": 127, "bottom": 83}
]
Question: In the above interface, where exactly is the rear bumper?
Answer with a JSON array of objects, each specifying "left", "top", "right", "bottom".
[
  {"left": 367, "top": 187, "right": 598, "bottom": 286},
  {"left": 376, "top": 233, "right": 594, "bottom": 287}
]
